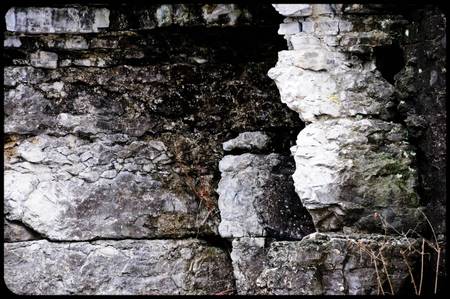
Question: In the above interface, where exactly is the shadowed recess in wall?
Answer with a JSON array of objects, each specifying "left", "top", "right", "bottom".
[{"left": 374, "top": 43, "right": 405, "bottom": 84}]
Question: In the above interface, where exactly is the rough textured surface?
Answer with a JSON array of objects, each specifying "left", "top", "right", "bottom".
[
  {"left": 269, "top": 4, "right": 426, "bottom": 235},
  {"left": 393, "top": 5, "right": 447, "bottom": 238},
  {"left": 292, "top": 118, "right": 422, "bottom": 233},
  {"left": 266, "top": 3, "right": 445, "bottom": 295},
  {"left": 3, "top": 3, "right": 446, "bottom": 296},
  {"left": 4, "top": 239, "right": 235, "bottom": 295},
  {"left": 6, "top": 7, "right": 110, "bottom": 33},
  {"left": 4, "top": 219, "right": 41, "bottom": 242},
  {"left": 4, "top": 4, "right": 297, "bottom": 243},
  {"left": 230, "top": 238, "right": 266, "bottom": 294},
  {"left": 218, "top": 153, "right": 313, "bottom": 239},
  {"left": 5, "top": 134, "right": 216, "bottom": 240},
  {"left": 222, "top": 131, "right": 270, "bottom": 152},
  {"left": 231, "top": 233, "right": 419, "bottom": 295}
]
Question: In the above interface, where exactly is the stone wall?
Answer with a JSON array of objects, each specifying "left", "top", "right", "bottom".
[{"left": 3, "top": 3, "right": 446, "bottom": 295}]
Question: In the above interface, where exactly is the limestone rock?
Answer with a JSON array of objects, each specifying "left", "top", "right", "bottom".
[
  {"left": 4, "top": 36, "right": 21, "bottom": 47},
  {"left": 222, "top": 131, "right": 270, "bottom": 152},
  {"left": 201, "top": 4, "right": 243, "bottom": 26},
  {"left": 230, "top": 233, "right": 419, "bottom": 295},
  {"left": 4, "top": 220, "right": 41, "bottom": 242},
  {"left": 291, "top": 118, "right": 422, "bottom": 233},
  {"left": 272, "top": 4, "right": 312, "bottom": 17},
  {"left": 278, "top": 22, "right": 301, "bottom": 35},
  {"left": 4, "top": 239, "right": 235, "bottom": 295},
  {"left": 5, "top": 7, "right": 110, "bottom": 33},
  {"left": 230, "top": 238, "right": 267, "bottom": 294},
  {"left": 30, "top": 51, "right": 58, "bottom": 69},
  {"left": 4, "top": 134, "right": 217, "bottom": 240},
  {"left": 217, "top": 153, "right": 313, "bottom": 239},
  {"left": 268, "top": 50, "right": 396, "bottom": 122},
  {"left": 253, "top": 233, "right": 419, "bottom": 295}
]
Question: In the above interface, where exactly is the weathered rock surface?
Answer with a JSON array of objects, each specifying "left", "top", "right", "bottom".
[
  {"left": 4, "top": 4, "right": 274, "bottom": 34},
  {"left": 231, "top": 233, "right": 419, "bottom": 295},
  {"left": 3, "top": 2, "right": 445, "bottom": 296},
  {"left": 4, "top": 239, "right": 235, "bottom": 295},
  {"left": 272, "top": 4, "right": 313, "bottom": 17},
  {"left": 4, "top": 4, "right": 297, "bottom": 244},
  {"left": 292, "top": 118, "right": 422, "bottom": 233},
  {"left": 217, "top": 153, "right": 313, "bottom": 239},
  {"left": 5, "top": 7, "right": 110, "bottom": 33},
  {"left": 222, "top": 131, "right": 270, "bottom": 152},
  {"left": 230, "top": 238, "right": 267, "bottom": 294},
  {"left": 269, "top": 46, "right": 395, "bottom": 123},
  {"left": 4, "top": 220, "right": 41, "bottom": 242},
  {"left": 4, "top": 134, "right": 216, "bottom": 240},
  {"left": 269, "top": 4, "right": 424, "bottom": 235}
]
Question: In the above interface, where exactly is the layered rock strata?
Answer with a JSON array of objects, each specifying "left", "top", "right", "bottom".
[
  {"left": 269, "top": 4, "right": 423, "bottom": 234},
  {"left": 224, "top": 4, "right": 440, "bottom": 296},
  {"left": 3, "top": 4, "right": 300, "bottom": 295},
  {"left": 3, "top": 3, "right": 444, "bottom": 296}
]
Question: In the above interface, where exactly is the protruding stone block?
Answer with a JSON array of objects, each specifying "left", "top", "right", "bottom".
[
  {"left": 278, "top": 22, "right": 301, "bottom": 35},
  {"left": 292, "top": 118, "right": 422, "bottom": 233},
  {"left": 4, "top": 134, "right": 217, "bottom": 240},
  {"left": 268, "top": 50, "right": 395, "bottom": 122},
  {"left": 4, "top": 239, "right": 235, "bottom": 295},
  {"left": 222, "top": 131, "right": 270, "bottom": 152},
  {"left": 217, "top": 153, "right": 313, "bottom": 239}
]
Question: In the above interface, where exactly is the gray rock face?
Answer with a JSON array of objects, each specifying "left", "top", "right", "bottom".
[
  {"left": 4, "top": 239, "right": 235, "bottom": 295},
  {"left": 222, "top": 131, "right": 270, "bottom": 152},
  {"left": 269, "top": 4, "right": 423, "bottom": 235},
  {"left": 4, "top": 220, "right": 40, "bottom": 242},
  {"left": 30, "top": 51, "right": 58, "bottom": 69},
  {"left": 5, "top": 7, "right": 110, "bottom": 33},
  {"left": 4, "top": 134, "right": 216, "bottom": 240},
  {"left": 217, "top": 153, "right": 313, "bottom": 239},
  {"left": 272, "top": 4, "right": 313, "bottom": 17},
  {"left": 268, "top": 46, "right": 395, "bottom": 123},
  {"left": 292, "top": 118, "right": 422, "bottom": 233},
  {"left": 231, "top": 233, "right": 419, "bottom": 295},
  {"left": 230, "top": 238, "right": 266, "bottom": 294}
]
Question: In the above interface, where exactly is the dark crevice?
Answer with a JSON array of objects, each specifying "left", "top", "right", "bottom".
[{"left": 374, "top": 42, "right": 405, "bottom": 84}]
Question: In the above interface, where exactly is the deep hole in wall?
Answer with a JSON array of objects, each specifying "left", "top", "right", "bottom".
[{"left": 374, "top": 42, "right": 405, "bottom": 84}]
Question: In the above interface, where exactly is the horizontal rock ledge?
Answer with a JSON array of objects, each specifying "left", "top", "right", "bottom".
[{"left": 4, "top": 238, "right": 235, "bottom": 295}]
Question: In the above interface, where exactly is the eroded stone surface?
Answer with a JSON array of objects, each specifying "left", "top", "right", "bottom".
[
  {"left": 230, "top": 238, "right": 266, "bottom": 294},
  {"left": 4, "top": 134, "right": 216, "bottom": 240},
  {"left": 269, "top": 48, "right": 395, "bottom": 123},
  {"left": 4, "top": 239, "right": 235, "bottom": 295},
  {"left": 217, "top": 153, "right": 313, "bottom": 239},
  {"left": 269, "top": 4, "right": 424, "bottom": 235},
  {"left": 291, "top": 118, "right": 422, "bottom": 233},
  {"left": 6, "top": 7, "right": 110, "bottom": 33},
  {"left": 272, "top": 4, "right": 312, "bottom": 17},
  {"left": 222, "top": 131, "right": 270, "bottom": 152},
  {"left": 4, "top": 220, "right": 41, "bottom": 242},
  {"left": 231, "top": 233, "right": 419, "bottom": 295}
]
